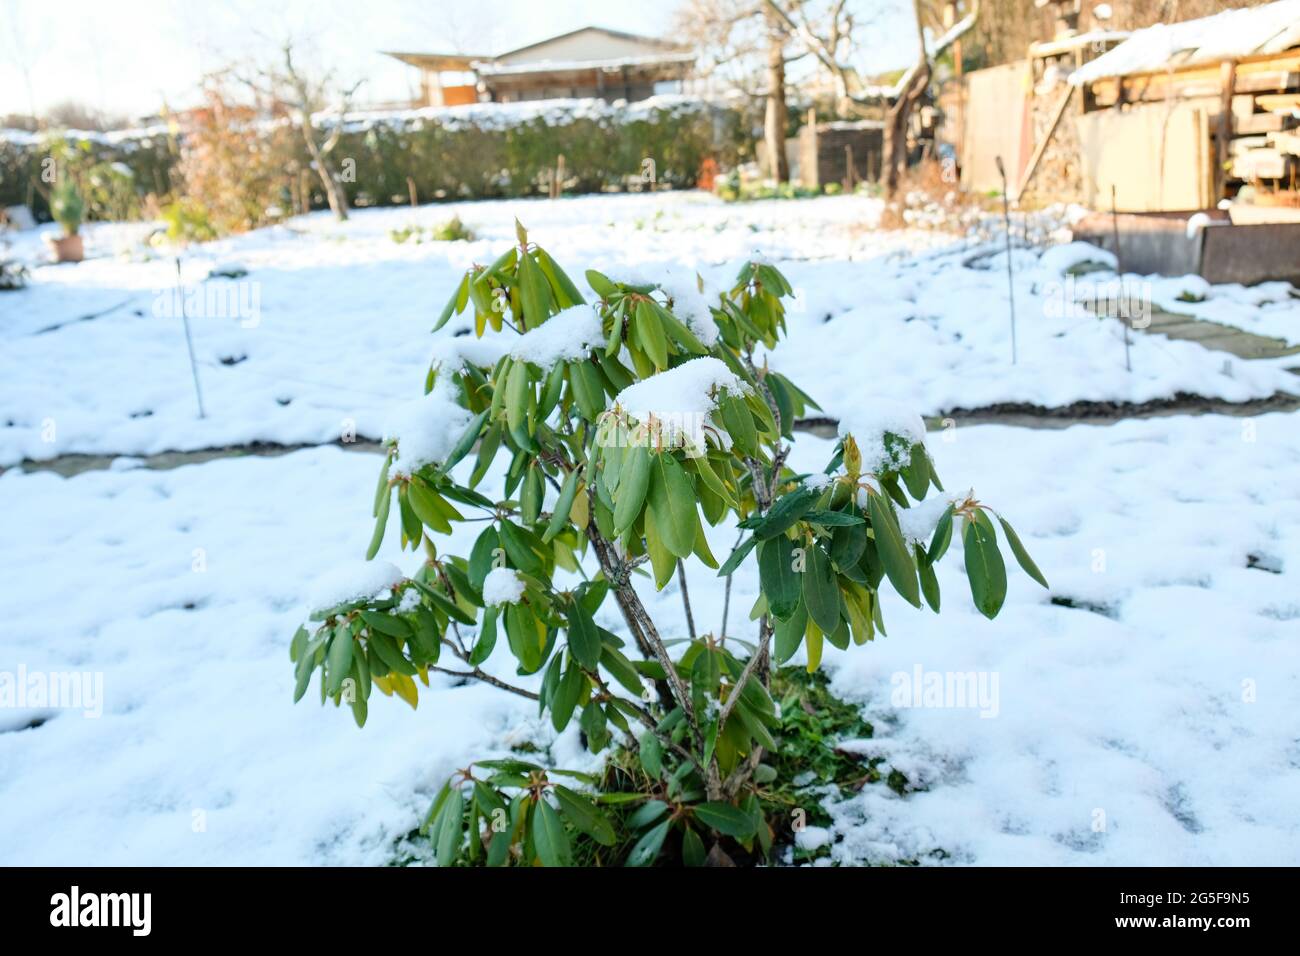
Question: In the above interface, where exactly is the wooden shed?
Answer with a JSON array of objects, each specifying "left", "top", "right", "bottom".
[
  {"left": 797, "top": 120, "right": 885, "bottom": 190},
  {"left": 1068, "top": 0, "right": 1300, "bottom": 216},
  {"left": 386, "top": 27, "right": 695, "bottom": 107}
]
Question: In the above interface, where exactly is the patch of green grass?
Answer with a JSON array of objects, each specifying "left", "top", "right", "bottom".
[
  {"left": 390, "top": 215, "right": 475, "bottom": 245},
  {"left": 771, "top": 670, "right": 950, "bottom": 866},
  {"left": 719, "top": 181, "right": 828, "bottom": 203},
  {"left": 768, "top": 667, "right": 876, "bottom": 792},
  {"left": 385, "top": 667, "right": 914, "bottom": 867},
  {"left": 430, "top": 215, "right": 474, "bottom": 242},
  {"left": 755, "top": 667, "right": 912, "bottom": 863},
  {"left": 1064, "top": 260, "right": 1114, "bottom": 277}
]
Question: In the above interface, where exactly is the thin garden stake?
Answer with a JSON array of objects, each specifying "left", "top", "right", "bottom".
[
  {"left": 995, "top": 155, "right": 1017, "bottom": 364},
  {"left": 175, "top": 257, "right": 206, "bottom": 418},
  {"left": 1111, "top": 185, "right": 1131, "bottom": 373}
]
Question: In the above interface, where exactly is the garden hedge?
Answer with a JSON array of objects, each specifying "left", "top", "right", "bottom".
[{"left": 0, "top": 96, "right": 752, "bottom": 224}]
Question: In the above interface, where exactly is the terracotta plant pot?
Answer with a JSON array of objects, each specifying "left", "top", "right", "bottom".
[{"left": 45, "top": 232, "right": 84, "bottom": 264}]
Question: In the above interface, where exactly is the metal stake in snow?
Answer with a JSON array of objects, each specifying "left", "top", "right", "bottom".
[
  {"left": 175, "top": 257, "right": 206, "bottom": 419},
  {"left": 995, "top": 156, "right": 1017, "bottom": 364},
  {"left": 1111, "top": 185, "right": 1132, "bottom": 373}
]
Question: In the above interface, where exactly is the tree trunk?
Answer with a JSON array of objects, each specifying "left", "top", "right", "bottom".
[
  {"left": 882, "top": 63, "right": 930, "bottom": 199},
  {"left": 763, "top": 6, "right": 790, "bottom": 184},
  {"left": 883, "top": 0, "right": 933, "bottom": 199},
  {"left": 300, "top": 121, "right": 350, "bottom": 221}
]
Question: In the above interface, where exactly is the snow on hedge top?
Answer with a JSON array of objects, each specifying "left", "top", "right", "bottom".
[
  {"left": 1, "top": 96, "right": 726, "bottom": 152},
  {"left": 330, "top": 95, "right": 723, "bottom": 136},
  {"left": 0, "top": 124, "right": 170, "bottom": 149},
  {"left": 309, "top": 560, "right": 404, "bottom": 614},
  {"left": 475, "top": 53, "right": 697, "bottom": 77},
  {"left": 482, "top": 567, "right": 525, "bottom": 606},
  {"left": 607, "top": 267, "right": 721, "bottom": 347},
  {"left": 612, "top": 357, "right": 748, "bottom": 452},
  {"left": 1071, "top": 0, "right": 1300, "bottom": 84},
  {"left": 837, "top": 403, "right": 927, "bottom": 473},
  {"left": 383, "top": 380, "right": 473, "bottom": 477},
  {"left": 509, "top": 304, "right": 605, "bottom": 366}
]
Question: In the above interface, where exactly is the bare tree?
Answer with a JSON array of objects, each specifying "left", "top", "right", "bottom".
[
  {"left": 675, "top": 0, "right": 814, "bottom": 183},
  {"left": 0, "top": 113, "right": 38, "bottom": 131},
  {"left": 762, "top": 3, "right": 792, "bottom": 182},
  {"left": 882, "top": 0, "right": 932, "bottom": 198},
  {"left": 764, "top": 0, "right": 981, "bottom": 195},
  {"left": 244, "top": 41, "right": 361, "bottom": 222},
  {"left": 3, "top": 0, "right": 44, "bottom": 128},
  {"left": 43, "top": 100, "right": 129, "bottom": 132}
]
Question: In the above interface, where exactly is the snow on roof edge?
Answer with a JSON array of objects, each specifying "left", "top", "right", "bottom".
[
  {"left": 1070, "top": 0, "right": 1300, "bottom": 85},
  {"left": 473, "top": 52, "right": 697, "bottom": 77}
]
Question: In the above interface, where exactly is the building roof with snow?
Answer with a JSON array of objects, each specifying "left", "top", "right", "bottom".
[
  {"left": 385, "top": 26, "right": 696, "bottom": 107},
  {"left": 1071, "top": 0, "right": 1300, "bottom": 84}
]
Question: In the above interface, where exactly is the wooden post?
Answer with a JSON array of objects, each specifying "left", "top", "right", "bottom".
[
  {"left": 949, "top": 2, "right": 965, "bottom": 179},
  {"left": 806, "top": 107, "right": 817, "bottom": 190},
  {"left": 1015, "top": 85, "right": 1075, "bottom": 200},
  {"left": 1111, "top": 184, "right": 1131, "bottom": 373},
  {"left": 1110, "top": 185, "right": 1123, "bottom": 273},
  {"left": 995, "top": 156, "right": 1017, "bottom": 366},
  {"left": 406, "top": 176, "right": 418, "bottom": 208},
  {"left": 1215, "top": 60, "right": 1237, "bottom": 203},
  {"left": 550, "top": 155, "right": 566, "bottom": 200},
  {"left": 174, "top": 258, "right": 207, "bottom": 419}
]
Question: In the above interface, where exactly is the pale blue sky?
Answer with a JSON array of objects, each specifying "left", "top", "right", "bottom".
[{"left": 2, "top": 0, "right": 917, "bottom": 119}]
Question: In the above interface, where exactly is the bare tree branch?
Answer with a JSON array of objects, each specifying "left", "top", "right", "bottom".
[
  {"left": 677, "top": 561, "right": 698, "bottom": 641},
  {"left": 583, "top": 486, "right": 701, "bottom": 747},
  {"left": 716, "top": 616, "right": 772, "bottom": 733},
  {"left": 430, "top": 665, "right": 539, "bottom": 701},
  {"left": 764, "top": 0, "right": 980, "bottom": 108}
]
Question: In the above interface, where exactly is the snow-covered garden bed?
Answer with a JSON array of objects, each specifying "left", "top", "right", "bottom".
[
  {"left": 3, "top": 193, "right": 1295, "bottom": 466},
  {"left": 2, "top": 410, "right": 1298, "bottom": 864},
  {"left": 2, "top": 192, "right": 1298, "bottom": 865}
]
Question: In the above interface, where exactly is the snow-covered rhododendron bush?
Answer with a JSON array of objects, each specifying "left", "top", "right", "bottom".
[{"left": 288, "top": 221, "right": 1046, "bottom": 867}]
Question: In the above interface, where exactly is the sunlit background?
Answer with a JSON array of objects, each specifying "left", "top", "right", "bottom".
[{"left": 0, "top": 0, "right": 916, "bottom": 120}]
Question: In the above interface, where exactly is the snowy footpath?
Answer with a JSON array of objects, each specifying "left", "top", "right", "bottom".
[{"left": 1, "top": 193, "right": 1298, "bottom": 865}]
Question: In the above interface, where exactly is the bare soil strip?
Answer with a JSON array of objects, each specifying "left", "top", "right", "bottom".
[{"left": 13, "top": 390, "right": 1300, "bottom": 478}]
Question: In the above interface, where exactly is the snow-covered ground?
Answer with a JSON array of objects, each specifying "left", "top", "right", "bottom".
[
  {"left": 816, "top": 412, "right": 1300, "bottom": 866},
  {"left": 2, "top": 193, "right": 1299, "bottom": 866},
  {"left": 1148, "top": 274, "right": 1300, "bottom": 345},
  {"left": 2, "top": 412, "right": 1298, "bottom": 865},
  {"left": 2, "top": 194, "right": 1296, "bottom": 466}
]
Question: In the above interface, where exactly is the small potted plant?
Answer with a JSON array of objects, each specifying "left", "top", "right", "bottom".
[{"left": 46, "top": 181, "right": 85, "bottom": 263}]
